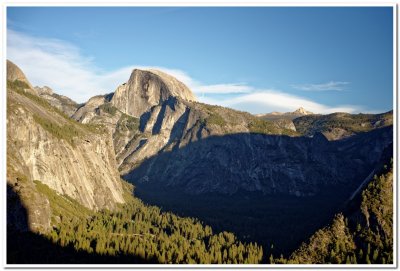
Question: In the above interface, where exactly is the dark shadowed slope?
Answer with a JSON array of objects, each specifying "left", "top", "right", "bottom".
[{"left": 125, "top": 127, "right": 392, "bottom": 255}]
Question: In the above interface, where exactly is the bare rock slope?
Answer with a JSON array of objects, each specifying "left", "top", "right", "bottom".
[
  {"left": 111, "top": 69, "right": 196, "bottom": 118},
  {"left": 7, "top": 60, "right": 33, "bottom": 88},
  {"left": 7, "top": 64, "right": 126, "bottom": 232},
  {"left": 34, "top": 86, "right": 79, "bottom": 117}
]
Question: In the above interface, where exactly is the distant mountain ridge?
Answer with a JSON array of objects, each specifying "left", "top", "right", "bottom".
[{"left": 257, "top": 107, "right": 314, "bottom": 119}]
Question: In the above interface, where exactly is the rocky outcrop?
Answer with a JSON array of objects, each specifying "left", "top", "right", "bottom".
[
  {"left": 257, "top": 107, "right": 315, "bottom": 132},
  {"left": 273, "top": 119, "right": 297, "bottom": 131},
  {"left": 111, "top": 69, "right": 196, "bottom": 118},
  {"left": 293, "top": 107, "right": 313, "bottom": 115},
  {"left": 73, "top": 95, "right": 107, "bottom": 123},
  {"left": 34, "top": 86, "right": 79, "bottom": 117},
  {"left": 7, "top": 60, "right": 33, "bottom": 88},
  {"left": 257, "top": 107, "right": 314, "bottom": 120}
]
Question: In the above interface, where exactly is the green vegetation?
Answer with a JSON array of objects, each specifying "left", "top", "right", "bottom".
[
  {"left": 52, "top": 93, "right": 78, "bottom": 108},
  {"left": 134, "top": 181, "right": 349, "bottom": 260},
  {"left": 7, "top": 79, "right": 31, "bottom": 91},
  {"left": 99, "top": 103, "right": 118, "bottom": 116},
  {"left": 248, "top": 118, "right": 297, "bottom": 136},
  {"left": 197, "top": 102, "right": 297, "bottom": 136},
  {"left": 270, "top": 162, "right": 393, "bottom": 264},
  {"left": 8, "top": 80, "right": 58, "bottom": 113},
  {"left": 32, "top": 114, "right": 81, "bottom": 146},
  {"left": 116, "top": 113, "right": 140, "bottom": 133},
  {"left": 34, "top": 179, "right": 263, "bottom": 264},
  {"left": 8, "top": 79, "right": 106, "bottom": 145},
  {"left": 33, "top": 180, "right": 92, "bottom": 223},
  {"left": 199, "top": 104, "right": 227, "bottom": 127},
  {"left": 205, "top": 112, "right": 227, "bottom": 126},
  {"left": 293, "top": 112, "right": 393, "bottom": 137}
]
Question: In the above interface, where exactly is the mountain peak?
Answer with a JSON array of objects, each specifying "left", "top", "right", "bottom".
[
  {"left": 7, "top": 60, "right": 33, "bottom": 89},
  {"left": 111, "top": 68, "right": 196, "bottom": 118},
  {"left": 293, "top": 107, "right": 313, "bottom": 115}
]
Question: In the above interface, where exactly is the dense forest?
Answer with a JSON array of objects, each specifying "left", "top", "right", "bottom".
[
  {"left": 14, "top": 179, "right": 263, "bottom": 264},
  {"left": 9, "top": 161, "right": 392, "bottom": 264}
]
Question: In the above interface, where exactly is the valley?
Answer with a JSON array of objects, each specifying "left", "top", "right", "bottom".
[{"left": 6, "top": 60, "right": 394, "bottom": 264}]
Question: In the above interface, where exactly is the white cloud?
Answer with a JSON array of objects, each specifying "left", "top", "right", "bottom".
[
  {"left": 205, "top": 90, "right": 361, "bottom": 115},
  {"left": 291, "top": 81, "right": 350, "bottom": 91},
  {"left": 7, "top": 30, "right": 254, "bottom": 102},
  {"left": 7, "top": 30, "right": 362, "bottom": 114}
]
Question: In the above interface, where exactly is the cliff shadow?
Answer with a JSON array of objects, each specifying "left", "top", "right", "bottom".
[
  {"left": 124, "top": 127, "right": 393, "bottom": 256},
  {"left": 6, "top": 184, "right": 159, "bottom": 264}
]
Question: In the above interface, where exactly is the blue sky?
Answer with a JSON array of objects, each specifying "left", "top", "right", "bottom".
[{"left": 7, "top": 7, "right": 393, "bottom": 114}]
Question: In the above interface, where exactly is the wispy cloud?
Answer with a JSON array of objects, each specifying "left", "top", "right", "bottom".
[
  {"left": 217, "top": 91, "right": 361, "bottom": 114},
  {"left": 291, "top": 81, "right": 350, "bottom": 91},
  {"left": 7, "top": 30, "right": 363, "bottom": 114},
  {"left": 7, "top": 30, "right": 252, "bottom": 102}
]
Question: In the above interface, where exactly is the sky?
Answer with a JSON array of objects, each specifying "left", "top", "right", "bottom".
[{"left": 7, "top": 7, "right": 394, "bottom": 114}]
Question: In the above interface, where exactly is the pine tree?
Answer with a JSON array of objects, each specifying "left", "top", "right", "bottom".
[
  {"left": 366, "top": 254, "right": 371, "bottom": 264},
  {"left": 269, "top": 254, "right": 274, "bottom": 264}
]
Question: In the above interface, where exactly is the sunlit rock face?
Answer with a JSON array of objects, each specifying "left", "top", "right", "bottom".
[{"left": 111, "top": 69, "right": 196, "bottom": 118}]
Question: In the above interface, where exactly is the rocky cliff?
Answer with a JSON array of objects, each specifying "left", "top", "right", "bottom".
[
  {"left": 7, "top": 89, "right": 125, "bottom": 210},
  {"left": 110, "top": 69, "right": 196, "bottom": 118},
  {"left": 34, "top": 86, "right": 79, "bottom": 117},
  {"left": 7, "top": 66, "right": 126, "bottom": 232}
]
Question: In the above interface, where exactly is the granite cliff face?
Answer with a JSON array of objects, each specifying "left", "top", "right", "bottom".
[
  {"left": 110, "top": 69, "right": 196, "bottom": 118},
  {"left": 7, "top": 89, "right": 125, "bottom": 211},
  {"left": 7, "top": 64, "right": 126, "bottom": 232}
]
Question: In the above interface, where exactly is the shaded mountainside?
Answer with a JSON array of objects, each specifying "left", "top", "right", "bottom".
[
  {"left": 126, "top": 128, "right": 392, "bottom": 255},
  {"left": 72, "top": 70, "right": 298, "bottom": 177},
  {"left": 7, "top": 62, "right": 264, "bottom": 264},
  {"left": 274, "top": 162, "right": 394, "bottom": 264},
  {"left": 69, "top": 65, "right": 393, "bottom": 258},
  {"left": 125, "top": 127, "right": 392, "bottom": 196},
  {"left": 8, "top": 175, "right": 264, "bottom": 264}
]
